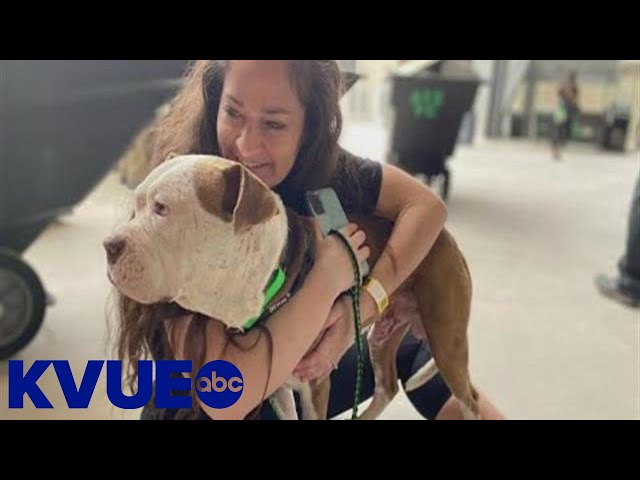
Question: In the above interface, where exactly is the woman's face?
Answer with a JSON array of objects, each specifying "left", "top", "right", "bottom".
[{"left": 217, "top": 60, "right": 306, "bottom": 188}]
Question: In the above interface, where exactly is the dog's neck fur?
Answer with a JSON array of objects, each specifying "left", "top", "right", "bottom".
[{"left": 173, "top": 194, "right": 289, "bottom": 330}]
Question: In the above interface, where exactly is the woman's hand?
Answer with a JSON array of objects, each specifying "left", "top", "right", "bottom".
[
  {"left": 293, "top": 295, "right": 356, "bottom": 382},
  {"left": 312, "top": 222, "right": 370, "bottom": 297}
]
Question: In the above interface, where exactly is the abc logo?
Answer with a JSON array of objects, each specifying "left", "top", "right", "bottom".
[{"left": 195, "top": 360, "right": 244, "bottom": 409}]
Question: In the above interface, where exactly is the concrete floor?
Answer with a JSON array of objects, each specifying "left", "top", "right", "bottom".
[{"left": 1, "top": 124, "right": 638, "bottom": 420}]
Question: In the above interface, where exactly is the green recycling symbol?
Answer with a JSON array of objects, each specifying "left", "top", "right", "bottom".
[{"left": 410, "top": 89, "right": 444, "bottom": 119}]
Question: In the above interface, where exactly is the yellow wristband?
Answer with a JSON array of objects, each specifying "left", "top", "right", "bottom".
[{"left": 363, "top": 277, "right": 390, "bottom": 315}]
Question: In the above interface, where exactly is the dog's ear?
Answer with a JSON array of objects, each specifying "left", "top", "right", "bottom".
[
  {"left": 193, "top": 161, "right": 279, "bottom": 231},
  {"left": 194, "top": 161, "right": 236, "bottom": 223},
  {"left": 223, "top": 163, "right": 280, "bottom": 234}
]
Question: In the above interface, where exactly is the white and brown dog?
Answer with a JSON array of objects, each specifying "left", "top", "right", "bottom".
[{"left": 105, "top": 154, "right": 481, "bottom": 420}]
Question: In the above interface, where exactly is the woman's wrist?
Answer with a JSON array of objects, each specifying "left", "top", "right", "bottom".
[
  {"left": 307, "top": 265, "right": 342, "bottom": 304},
  {"left": 360, "top": 289, "right": 380, "bottom": 328}
]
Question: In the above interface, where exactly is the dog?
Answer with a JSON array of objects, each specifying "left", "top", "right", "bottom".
[{"left": 105, "top": 154, "right": 481, "bottom": 420}]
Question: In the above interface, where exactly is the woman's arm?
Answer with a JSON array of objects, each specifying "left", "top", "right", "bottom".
[
  {"left": 168, "top": 224, "right": 370, "bottom": 420},
  {"left": 360, "top": 163, "right": 448, "bottom": 326},
  {"left": 294, "top": 163, "right": 447, "bottom": 382}
]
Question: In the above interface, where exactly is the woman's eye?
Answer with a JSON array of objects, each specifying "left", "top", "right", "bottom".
[
  {"left": 225, "top": 106, "right": 241, "bottom": 119},
  {"left": 265, "top": 121, "right": 286, "bottom": 131},
  {"left": 153, "top": 201, "right": 169, "bottom": 217}
]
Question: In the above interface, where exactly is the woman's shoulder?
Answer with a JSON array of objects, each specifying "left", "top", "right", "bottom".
[
  {"left": 330, "top": 147, "right": 383, "bottom": 216},
  {"left": 334, "top": 147, "right": 381, "bottom": 173}
]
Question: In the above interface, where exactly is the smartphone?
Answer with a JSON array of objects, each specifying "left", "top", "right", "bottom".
[{"left": 305, "top": 188, "right": 370, "bottom": 278}]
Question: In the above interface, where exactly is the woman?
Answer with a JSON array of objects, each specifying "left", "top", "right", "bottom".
[{"left": 119, "top": 60, "right": 504, "bottom": 420}]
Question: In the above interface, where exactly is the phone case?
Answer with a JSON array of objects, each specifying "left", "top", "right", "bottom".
[{"left": 305, "top": 188, "right": 370, "bottom": 278}]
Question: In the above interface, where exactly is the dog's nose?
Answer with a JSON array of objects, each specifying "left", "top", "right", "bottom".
[{"left": 103, "top": 236, "right": 127, "bottom": 265}]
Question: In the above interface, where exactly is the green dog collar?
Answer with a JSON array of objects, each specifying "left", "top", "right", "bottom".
[{"left": 242, "top": 267, "right": 286, "bottom": 331}]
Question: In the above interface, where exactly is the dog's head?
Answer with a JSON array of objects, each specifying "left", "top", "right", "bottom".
[{"left": 104, "top": 154, "right": 289, "bottom": 329}]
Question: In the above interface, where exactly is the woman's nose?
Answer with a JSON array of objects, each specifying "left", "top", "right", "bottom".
[{"left": 235, "top": 124, "right": 263, "bottom": 158}]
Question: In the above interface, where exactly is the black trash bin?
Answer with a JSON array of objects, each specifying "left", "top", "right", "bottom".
[
  {"left": 600, "top": 103, "right": 630, "bottom": 151},
  {"left": 387, "top": 62, "right": 481, "bottom": 200},
  {"left": 0, "top": 60, "right": 189, "bottom": 359}
]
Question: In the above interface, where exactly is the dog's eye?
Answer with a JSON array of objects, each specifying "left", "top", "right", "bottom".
[{"left": 153, "top": 201, "right": 169, "bottom": 217}]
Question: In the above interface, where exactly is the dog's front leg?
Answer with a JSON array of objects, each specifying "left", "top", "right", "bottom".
[
  {"left": 270, "top": 386, "right": 298, "bottom": 420},
  {"left": 284, "top": 377, "right": 329, "bottom": 420},
  {"left": 292, "top": 381, "right": 319, "bottom": 420},
  {"left": 309, "top": 377, "right": 331, "bottom": 420},
  {"left": 358, "top": 319, "right": 412, "bottom": 420}
]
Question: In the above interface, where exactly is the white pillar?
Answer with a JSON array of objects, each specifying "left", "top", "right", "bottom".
[{"left": 471, "top": 60, "right": 495, "bottom": 145}]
